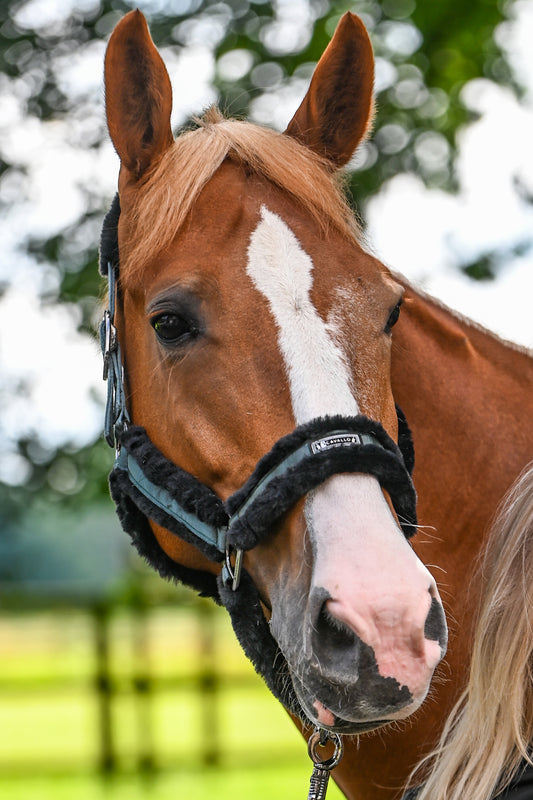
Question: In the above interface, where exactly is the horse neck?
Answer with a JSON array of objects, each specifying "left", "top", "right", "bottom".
[{"left": 391, "top": 281, "right": 533, "bottom": 551}]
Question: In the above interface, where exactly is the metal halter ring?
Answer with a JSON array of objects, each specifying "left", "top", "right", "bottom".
[
  {"left": 224, "top": 545, "right": 244, "bottom": 591},
  {"left": 308, "top": 729, "right": 344, "bottom": 770}
]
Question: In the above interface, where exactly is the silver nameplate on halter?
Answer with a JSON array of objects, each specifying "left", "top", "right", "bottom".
[{"left": 310, "top": 433, "right": 363, "bottom": 454}]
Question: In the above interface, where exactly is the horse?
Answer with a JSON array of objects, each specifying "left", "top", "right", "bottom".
[{"left": 100, "top": 10, "right": 533, "bottom": 799}]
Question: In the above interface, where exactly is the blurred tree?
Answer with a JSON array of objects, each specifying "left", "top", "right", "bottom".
[{"left": 0, "top": 0, "right": 522, "bottom": 504}]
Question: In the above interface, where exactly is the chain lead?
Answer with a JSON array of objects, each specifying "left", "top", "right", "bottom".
[{"left": 307, "top": 729, "right": 344, "bottom": 800}]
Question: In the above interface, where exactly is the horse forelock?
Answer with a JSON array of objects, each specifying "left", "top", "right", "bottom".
[{"left": 119, "top": 107, "right": 361, "bottom": 284}]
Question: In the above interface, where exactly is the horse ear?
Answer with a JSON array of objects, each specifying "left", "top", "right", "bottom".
[
  {"left": 284, "top": 13, "right": 374, "bottom": 168},
  {"left": 104, "top": 10, "right": 174, "bottom": 180}
]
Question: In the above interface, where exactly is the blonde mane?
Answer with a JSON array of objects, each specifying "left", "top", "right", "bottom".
[{"left": 120, "top": 107, "right": 361, "bottom": 280}]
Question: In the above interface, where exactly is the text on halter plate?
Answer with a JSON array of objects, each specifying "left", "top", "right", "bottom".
[{"left": 310, "top": 433, "right": 363, "bottom": 455}]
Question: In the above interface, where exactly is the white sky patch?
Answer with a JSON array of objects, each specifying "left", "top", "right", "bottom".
[
  {"left": 366, "top": 77, "right": 533, "bottom": 348},
  {"left": 368, "top": 80, "right": 533, "bottom": 274},
  {"left": 496, "top": 0, "right": 533, "bottom": 102},
  {"left": 53, "top": 39, "right": 106, "bottom": 102},
  {"left": 366, "top": 4, "right": 533, "bottom": 349},
  {"left": 13, "top": 0, "right": 100, "bottom": 33},
  {"left": 0, "top": 285, "right": 104, "bottom": 453},
  {"left": 163, "top": 46, "right": 218, "bottom": 129},
  {"left": 250, "top": 76, "right": 310, "bottom": 130},
  {"left": 246, "top": 206, "right": 358, "bottom": 423},
  {"left": 259, "top": 0, "right": 315, "bottom": 57}
]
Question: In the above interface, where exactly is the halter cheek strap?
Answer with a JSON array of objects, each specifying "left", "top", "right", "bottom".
[{"left": 99, "top": 194, "right": 128, "bottom": 449}]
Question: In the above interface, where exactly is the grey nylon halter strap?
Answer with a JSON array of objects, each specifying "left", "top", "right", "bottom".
[{"left": 113, "top": 427, "right": 382, "bottom": 555}]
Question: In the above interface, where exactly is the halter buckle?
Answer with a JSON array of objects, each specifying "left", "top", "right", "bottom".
[
  {"left": 102, "top": 309, "right": 118, "bottom": 380},
  {"left": 224, "top": 545, "right": 244, "bottom": 591}
]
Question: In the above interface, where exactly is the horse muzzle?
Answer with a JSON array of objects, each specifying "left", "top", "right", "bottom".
[
  {"left": 267, "top": 483, "right": 448, "bottom": 735},
  {"left": 275, "top": 594, "right": 446, "bottom": 734}
]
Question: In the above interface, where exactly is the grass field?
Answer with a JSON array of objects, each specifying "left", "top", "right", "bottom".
[
  {"left": 0, "top": 599, "right": 343, "bottom": 800},
  {"left": 1, "top": 765, "right": 328, "bottom": 800}
]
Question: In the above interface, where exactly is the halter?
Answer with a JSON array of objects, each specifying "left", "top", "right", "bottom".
[{"left": 98, "top": 193, "right": 418, "bottom": 717}]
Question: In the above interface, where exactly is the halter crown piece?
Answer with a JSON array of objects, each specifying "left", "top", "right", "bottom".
[{"left": 98, "top": 194, "right": 418, "bottom": 719}]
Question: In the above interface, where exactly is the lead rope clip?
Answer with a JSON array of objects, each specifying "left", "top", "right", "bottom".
[{"left": 307, "top": 729, "right": 344, "bottom": 800}]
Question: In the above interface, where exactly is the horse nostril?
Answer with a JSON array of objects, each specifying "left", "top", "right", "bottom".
[
  {"left": 310, "top": 600, "right": 359, "bottom": 676},
  {"left": 317, "top": 603, "right": 355, "bottom": 647},
  {"left": 424, "top": 594, "right": 448, "bottom": 654}
]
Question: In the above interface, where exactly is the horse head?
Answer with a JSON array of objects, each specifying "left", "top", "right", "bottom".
[{"left": 102, "top": 9, "right": 447, "bottom": 735}]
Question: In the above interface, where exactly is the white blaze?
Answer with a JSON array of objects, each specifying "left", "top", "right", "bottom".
[
  {"left": 246, "top": 205, "right": 359, "bottom": 423},
  {"left": 246, "top": 205, "right": 441, "bottom": 704}
]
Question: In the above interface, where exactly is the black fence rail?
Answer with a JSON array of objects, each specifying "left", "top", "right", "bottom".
[
  {"left": 90, "top": 599, "right": 226, "bottom": 774},
  {"left": 0, "top": 593, "right": 301, "bottom": 777}
]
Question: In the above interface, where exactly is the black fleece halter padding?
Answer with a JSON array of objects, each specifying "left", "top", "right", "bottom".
[
  {"left": 217, "top": 570, "right": 299, "bottom": 712},
  {"left": 110, "top": 425, "right": 228, "bottom": 563},
  {"left": 396, "top": 403, "right": 415, "bottom": 475},
  {"left": 106, "top": 410, "right": 418, "bottom": 717},
  {"left": 219, "top": 406, "right": 416, "bottom": 714},
  {"left": 227, "top": 413, "right": 417, "bottom": 549},
  {"left": 108, "top": 412, "right": 417, "bottom": 584},
  {"left": 99, "top": 193, "right": 121, "bottom": 275},
  {"left": 112, "top": 483, "right": 220, "bottom": 599}
]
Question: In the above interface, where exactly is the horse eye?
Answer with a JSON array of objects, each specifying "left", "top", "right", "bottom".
[
  {"left": 151, "top": 313, "right": 194, "bottom": 345},
  {"left": 385, "top": 300, "right": 402, "bottom": 335}
]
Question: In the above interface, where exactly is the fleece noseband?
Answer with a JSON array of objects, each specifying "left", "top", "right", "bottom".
[{"left": 99, "top": 194, "right": 418, "bottom": 713}]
